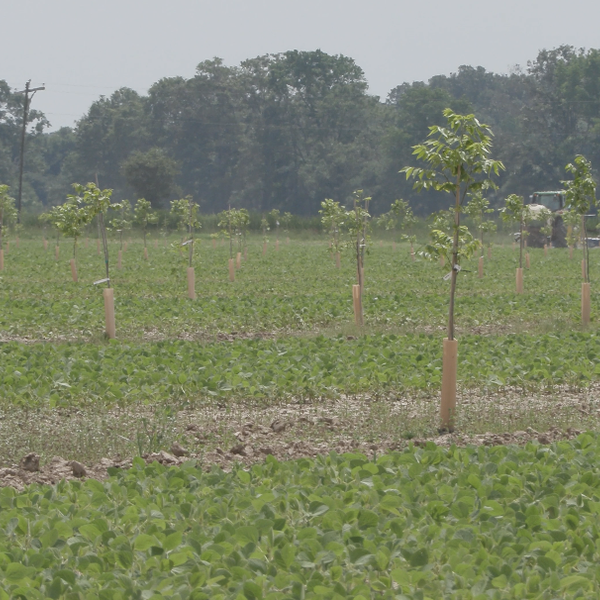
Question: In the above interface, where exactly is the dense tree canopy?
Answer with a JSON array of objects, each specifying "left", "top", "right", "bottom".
[
  {"left": 0, "top": 81, "right": 48, "bottom": 209},
  {"left": 2, "top": 46, "right": 599, "bottom": 216},
  {"left": 122, "top": 148, "right": 179, "bottom": 207}
]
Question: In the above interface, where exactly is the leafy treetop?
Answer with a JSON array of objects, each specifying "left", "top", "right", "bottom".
[
  {"left": 319, "top": 199, "right": 345, "bottom": 254},
  {"left": 464, "top": 191, "right": 497, "bottom": 252},
  {"left": 133, "top": 198, "right": 159, "bottom": 246},
  {"left": 562, "top": 155, "right": 597, "bottom": 216},
  {"left": 402, "top": 109, "right": 504, "bottom": 342},
  {"left": 44, "top": 194, "right": 90, "bottom": 258},
  {"left": 377, "top": 199, "right": 417, "bottom": 245},
  {"left": 562, "top": 154, "right": 597, "bottom": 282},
  {"left": 170, "top": 197, "right": 201, "bottom": 233}
]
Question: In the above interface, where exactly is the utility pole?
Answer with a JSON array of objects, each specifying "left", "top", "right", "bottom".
[{"left": 16, "top": 80, "right": 45, "bottom": 222}]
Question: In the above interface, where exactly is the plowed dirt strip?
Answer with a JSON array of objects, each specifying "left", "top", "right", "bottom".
[{"left": 1, "top": 383, "right": 598, "bottom": 489}]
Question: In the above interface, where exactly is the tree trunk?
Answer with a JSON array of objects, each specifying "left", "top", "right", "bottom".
[
  {"left": 447, "top": 166, "right": 461, "bottom": 341},
  {"left": 99, "top": 213, "right": 110, "bottom": 283},
  {"left": 519, "top": 220, "right": 524, "bottom": 269},
  {"left": 582, "top": 215, "right": 590, "bottom": 283}
]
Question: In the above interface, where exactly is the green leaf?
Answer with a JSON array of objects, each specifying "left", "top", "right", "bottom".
[
  {"left": 451, "top": 501, "right": 471, "bottom": 519},
  {"left": 134, "top": 534, "right": 157, "bottom": 551},
  {"left": 409, "top": 548, "right": 429, "bottom": 567},
  {"left": 276, "top": 544, "right": 296, "bottom": 569},
  {"left": 235, "top": 526, "right": 259, "bottom": 546},
  {"left": 467, "top": 474, "right": 482, "bottom": 489},
  {"left": 164, "top": 531, "right": 183, "bottom": 552},
  {"left": 4, "top": 562, "right": 35, "bottom": 582},
  {"left": 243, "top": 581, "right": 263, "bottom": 600},
  {"left": 78, "top": 524, "right": 102, "bottom": 541},
  {"left": 358, "top": 509, "right": 378, "bottom": 529},
  {"left": 560, "top": 575, "right": 592, "bottom": 591},
  {"left": 237, "top": 470, "right": 251, "bottom": 484},
  {"left": 55, "top": 569, "right": 76, "bottom": 585}
]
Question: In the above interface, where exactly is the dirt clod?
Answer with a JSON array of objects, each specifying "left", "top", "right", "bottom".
[
  {"left": 170, "top": 442, "right": 189, "bottom": 457},
  {"left": 271, "top": 419, "right": 287, "bottom": 433},
  {"left": 20, "top": 453, "right": 40, "bottom": 472},
  {"left": 230, "top": 443, "right": 247, "bottom": 456},
  {"left": 146, "top": 450, "right": 179, "bottom": 465},
  {"left": 71, "top": 461, "right": 87, "bottom": 478}
]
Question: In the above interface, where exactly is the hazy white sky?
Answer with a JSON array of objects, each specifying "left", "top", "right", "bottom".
[{"left": 3, "top": 0, "right": 600, "bottom": 131}]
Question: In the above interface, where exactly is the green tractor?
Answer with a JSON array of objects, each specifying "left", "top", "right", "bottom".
[{"left": 525, "top": 191, "right": 567, "bottom": 248}]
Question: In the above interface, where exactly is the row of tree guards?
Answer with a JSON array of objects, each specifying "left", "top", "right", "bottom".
[
  {"left": 3, "top": 181, "right": 596, "bottom": 335},
  {"left": 501, "top": 160, "right": 596, "bottom": 326},
  {"left": 320, "top": 148, "right": 595, "bottom": 432},
  {"left": 0, "top": 121, "right": 597, "bottom": 430},
  {"left": 0, "top": 237, "right": 25, "bottom": 269},
  {"left": 322, "top": 195, "right": 595, "bottom": 341},
  {"left": 7, "top": 218, "right": 594, "bottom": 344},
  {"left": 321, "top": 192, "right": 416, "bottom": 327},
  {"left": 400, "top": 110, "right": 598, "bottom": 433},
  {"left": 0, "top": 183, "right": 301, "bottom": 338},
  {"left": 319, "top": 112, "right": 596, "bottom": 434}
]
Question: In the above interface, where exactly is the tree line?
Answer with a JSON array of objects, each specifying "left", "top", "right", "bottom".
[{"left": 1, "top": 45, "right": 599, "bottom": 216}]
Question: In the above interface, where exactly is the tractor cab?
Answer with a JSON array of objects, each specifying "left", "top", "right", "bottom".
[
  {"left": 529, "top": 191, "right": 565, "bottom": 212},
  {"left": 523, "top": 191, "right": 567, "bottom": 247}
]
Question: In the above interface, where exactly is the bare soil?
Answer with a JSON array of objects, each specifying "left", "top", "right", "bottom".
[{"left": 1, "top": 383, "right": 598, "bottom": 491}]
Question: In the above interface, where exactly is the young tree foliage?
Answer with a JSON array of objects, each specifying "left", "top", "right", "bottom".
[
  {"left": 402, "top": 109, "right": 504, "bottom": 340},
  {"left": 280, "top": 212, "right": 293, "bottom": 235},
  {"left": 562, "top": 155, "right": 597, "bottom": 282},
  {"left": 133, "top": 198, "right": 158, "bottom": 249},
  {"left": 345, "top": 190, "right": 371, "bottom": 325},
  {"left": 47, "top": 193, "right": 90, "bottom": 260},
  {"left": 171, "top": 196, "right": 200, "bottom": 267},
  {"left": 500, "top": 194, "right": 537, "bottom": 269},
  {"left": 110, "top": 199, "right": 132, "bottom": 250},
  {"left": 217, "top": 208, "right": 236, "bottom": 260},
  {"left": 319, "top": 199, "right": 345, "bottom": 255},
  {"left": 464, "top": 191, "right": 496, "bottom": 257},
  {"left": 377, "top": 199, "right": 417, "bottom": 251},
  {"left": 423, "top": 209, "right": 479, "bottom": 267},
  {"left": 217, "top": 207, "right": 249, "bottom": 258},
  {"left": 71, "top": 182, "right": 115, "bottom": 285}
]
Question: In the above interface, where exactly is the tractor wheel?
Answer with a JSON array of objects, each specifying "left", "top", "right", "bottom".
[
  {"left": 552, "top": 216, "right": 567, "bottom": 248},
  {"left": 527, "top": 226, "right": 545, "bottom": 248}
]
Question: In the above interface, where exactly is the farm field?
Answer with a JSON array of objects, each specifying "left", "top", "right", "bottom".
[
  {"left": 3, "top": 435, "right": 600, "bottom": 598},
  {"left": 2, "top": 232, "right": 600, "bottom": 597},
  {"left": 0, "top": 235, "right": 597, "bottom": 342},
  {"left": 1, "top": 233, "right": 600, "bottom": 464}
]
